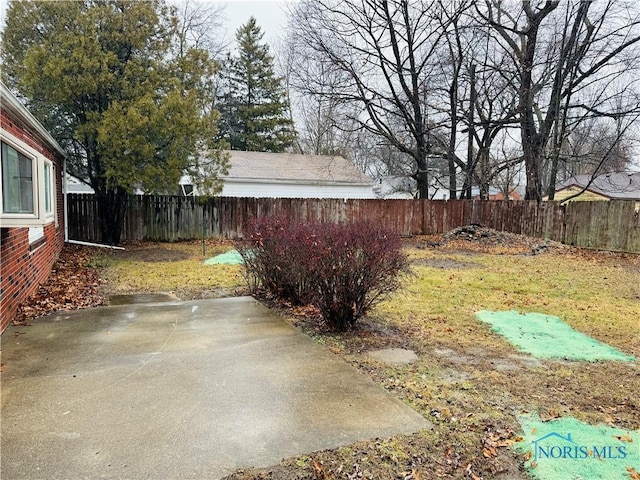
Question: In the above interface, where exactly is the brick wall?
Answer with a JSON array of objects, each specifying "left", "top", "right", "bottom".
[
  {"left": 1, "top": 110, "right": 59, "bottom": 163},
  {"left": 1, "top": 109, "right": 65, "bottom": 332}
]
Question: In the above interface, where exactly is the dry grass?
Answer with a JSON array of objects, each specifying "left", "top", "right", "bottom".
[
  {"left": 91, "top": 238, "right": 640, "bottom": 479},
  {"left": 387, "top": 245, "right": 640, "bottom": 356},
  {"left": 96, "top": 239, "right": 246, "bottom": 300},
  {"left": 225, "top": 242, "right": 640, "bottom": 480}
]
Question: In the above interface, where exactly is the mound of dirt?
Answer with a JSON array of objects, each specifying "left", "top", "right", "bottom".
[{"left": 416, "top": 224, "right": 567, "bottom": 255}]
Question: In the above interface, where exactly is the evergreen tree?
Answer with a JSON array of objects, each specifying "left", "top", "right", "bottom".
[
  {"left": 216, "top": 17, "right": 295, "bottom": 152},
  {"left": 1, "top": 0, "right": 228, "bottom": 245}
]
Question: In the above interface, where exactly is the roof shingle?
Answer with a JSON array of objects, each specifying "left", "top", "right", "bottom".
[
  {"left": 225, "top": 151, "right": 372, "bottom": 185},
  {"left": 555, "top": 172, "right": 640, "bottom": 200}
]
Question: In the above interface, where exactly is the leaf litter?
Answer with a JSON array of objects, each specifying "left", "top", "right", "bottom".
[
  {"left": 8, "top": 231, "right": 639, "bottom": 480},
  {"left": 13, "top": 245, "right": 107, "bottom": 325}
]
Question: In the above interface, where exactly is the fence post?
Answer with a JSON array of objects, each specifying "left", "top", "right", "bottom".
[{"left": 62, "top": 194, "right": 636, "bottom": 252}]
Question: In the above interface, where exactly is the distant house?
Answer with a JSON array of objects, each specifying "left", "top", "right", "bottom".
[
  {"left": 471, "top": 186, "right": 522, "bottom": 201},
  {"left": 373, "top": 176, "right": 415, "bottom": 199},
  {"left": 182, "top": 150, "right": 375, "bottom": 199},
  {"left": 553, "top": 172, "right": 640, "bottom": 202},
  {"left": 65, "top": 173, "right": 95, "bottom": 194},
  {"left": 373, "top": 175, "right": 457, "bottom": 200},
  {"left": 1, "top": 82, "right": 66, "bottom": 332}
]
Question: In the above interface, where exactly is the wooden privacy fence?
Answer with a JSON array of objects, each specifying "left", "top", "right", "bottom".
[{"left": 66, "top": 194, "right": 640, "bottom": 253}]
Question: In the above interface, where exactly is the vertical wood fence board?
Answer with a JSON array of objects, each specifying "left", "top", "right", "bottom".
[
  {"left": 65, "top": 195, "right": 638, "bottom": 252},
  {"left": 629, "top": 204, "right": 640, "bottom": 252}
]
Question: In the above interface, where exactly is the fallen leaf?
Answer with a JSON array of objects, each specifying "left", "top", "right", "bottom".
[
  {"left": 482, "top": 447, "right": 497, "bottom": 458},
  {"left": 627, "top": 467, "right": 640, "bottom": 480},
  {"left": 614, "top": 433, "right": 633, "bottom": 443},
  {"left": 540, "top": 411, "right": 562, "bottom": 422},
  {"left": 12, "top": 245, "right": 107, "bottom": 325},
  {"left": 312, "top": 459, "right": 325, "bottom": 479}
]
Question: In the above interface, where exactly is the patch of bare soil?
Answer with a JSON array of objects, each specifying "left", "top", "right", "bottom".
[
  {"left": 412, "top": 257, "right": 480, "bottom": 269},
  {"left": 107, "top": 246, "right": 190, "bottom": 262}
]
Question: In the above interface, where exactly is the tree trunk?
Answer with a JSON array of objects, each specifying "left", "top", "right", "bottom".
[
  {"left": 546, "top": 124, "right": 561, "bottom": 200},
  {"left": 415, "top": 135, "right": 430, "bottom": 198},
  {"left": 416, "top": 168, "right": 429, "bottom": 199},
  {"left": 96, "top": 187, "right": 128, "bottom": 245},
  {"left": 522, "top": 139, "right": 543, "bottom": 202},
  {"left": 479, "top": 148, "right": 490, "bottom": 200},
  {"left": 520, "top": 19, "right": 543, "bottom": 203}
]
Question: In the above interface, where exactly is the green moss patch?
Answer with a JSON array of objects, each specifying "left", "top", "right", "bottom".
[
  {"left": 476, "top": 311, "right": 635, "bottom": 362},
  {"left": 515, "top": 414, "right": 639, "bottom": 480}
]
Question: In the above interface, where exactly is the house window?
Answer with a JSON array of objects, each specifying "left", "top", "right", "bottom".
[
  {"left": 1, "top": 141, "right": 34, "bottom": 214},
  {"left": 44, "top": 161, "right": 52, "bottom": 214},
  {"left": 0, "top": 132, "right": 57, "bottom": 227}
]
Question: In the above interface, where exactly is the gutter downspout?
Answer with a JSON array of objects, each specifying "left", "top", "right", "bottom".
[
  {"left": 64, "top": 156, "right": 68, "bottom": 242},
  {"left": 66, "top": 239, "right": 125, "bottom": 250},
  {"left": 63, "top": 158, "right": 124, "bottom": 250}
]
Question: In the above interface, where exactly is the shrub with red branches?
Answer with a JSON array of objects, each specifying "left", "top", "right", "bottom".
[{"left": 236, "top": 217, "right": 409, "bottom": 331}]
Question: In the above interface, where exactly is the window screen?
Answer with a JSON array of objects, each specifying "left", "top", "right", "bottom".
[
  {"left": 44, "top": 162, "right": 52, "bottom": 214},
  {"left": 1, "top": 141, "right": 34, "bottom": 214}
]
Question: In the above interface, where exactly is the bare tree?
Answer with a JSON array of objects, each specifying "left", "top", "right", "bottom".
[
  {"left": 283, "top": 0, "right": 640, "bottom": 202},
  {"left": 557, "top": 116, "right": 634, "bottom": 178},
  {"left": 455, "top": 21, "right": 521, "bottom": 199},
  {"left": 479, "top": 0, "right": 640, "bottom": 201},
  {"left": 171, "top": 0, "right": 228, "bottom": 59},
  {"left": 289, "top": 0, "right": 470, "bottom": 198},
  {"left": 429, "top": 0, "right": 474, "bottom": 199},
  {"left": 287, "top": 50, "right": 360, "bottom": 155}
]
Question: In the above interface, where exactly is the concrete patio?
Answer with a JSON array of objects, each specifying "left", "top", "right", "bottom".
[{"left": 1, "top": 297, "right": 430, "bottom": 479}]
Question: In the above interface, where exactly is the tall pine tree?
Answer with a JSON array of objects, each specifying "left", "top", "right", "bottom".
[
  {"left": 217, "top": 17, "right": 295, "bottom": 152},
  {"left": 2, "top": 0, "right": 228, "bottom": 245}
]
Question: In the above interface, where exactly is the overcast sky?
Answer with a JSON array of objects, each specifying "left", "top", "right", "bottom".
[
  {"left": 0, "top": 0, "right": 292, "bottom": 46},
  {"left": 217, "top": 0, "right": 290, "bottom": 44}
]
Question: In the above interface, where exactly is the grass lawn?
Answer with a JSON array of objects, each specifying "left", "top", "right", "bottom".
[
  {"left": 94, "top": 239, "right": 247, "bottom": 300},
  {"left": 92, "top": 236, "right": 640, "bottom": 479}
]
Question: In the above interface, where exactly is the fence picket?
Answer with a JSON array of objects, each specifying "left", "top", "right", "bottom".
[{"left": 65, "top": 194, "right": 639, "bottom": 253}]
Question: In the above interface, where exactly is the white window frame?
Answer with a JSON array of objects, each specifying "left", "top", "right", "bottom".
[{"left": 0, "top": 130, "right": 56, "bottom": 227}]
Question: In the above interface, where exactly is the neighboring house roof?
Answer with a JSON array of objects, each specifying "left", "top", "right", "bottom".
[
  {"left": 1, "top": 82, "right": 66, "bottom": 158},
  {"left": 555, "top": 172, "right": 640, "bottom": 200},
  {"left": 224, "top": 151, "right": 372, "bottom": 186},
  {"left": 65, "top": 174, "right": 95, "bottom": 194}
]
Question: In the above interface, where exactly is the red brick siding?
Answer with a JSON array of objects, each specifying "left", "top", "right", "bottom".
[
  {"left": 1, "top": 108, "right": 65, "bottom": 332},
  {"left": 0, "top": 110, "right": 58, "bottom": 163}
]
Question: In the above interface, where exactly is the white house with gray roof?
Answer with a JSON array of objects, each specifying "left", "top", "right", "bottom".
[{"left": 181, "top": 150, "right": 375, "bottom": 199}]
